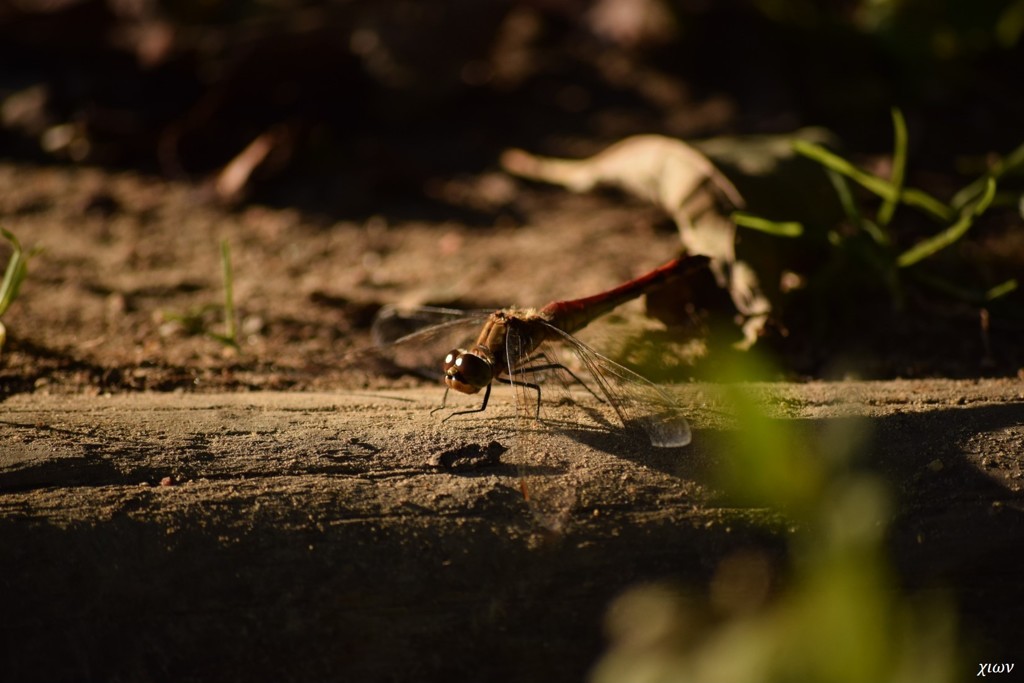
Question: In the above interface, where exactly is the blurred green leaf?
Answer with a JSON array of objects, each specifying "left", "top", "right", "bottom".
[
  {"left": 897, "top": 177, "right": 996, "bottom": 267},
  {"left": 951, "top": 141, "right": 1024, "bottom": 211},
  {"left": 0, "top": 227, "right": 41, "bottom": 353},
  {"left": 997, "top": 0, "right": 1024, "bottom": 48},
  {"left": 732, "top": 212, "right": 804, "bottom": 237},
  {"left": 712, "top": 356, "right": 823, "bottom": 517},
  {"left": 986, "top": 278, "right": 1019, "bottom": 301},
  {"left": 794, "top": 140, "right": 893, "bottom": 197},
  {"left": 794, "top": 140, "right": 952, "bottom": 222},
  {"left": 876, "top": 108, "right": 907, "bottom": 228},
  {"left": 594, "top": 352, "right": 958, "bottom": 683},
  {"left": 826, "top": 168, "right": 887, "bottom": 246},
  {"left": 0, "top": 228, "right": 29, "bottom": 317}
]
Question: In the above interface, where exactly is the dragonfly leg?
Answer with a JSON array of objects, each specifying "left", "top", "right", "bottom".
[
  {"left": 496, "top": 375, "right": 542, "bottom": 419},
  {"left": 429, "top": 386, "right": 451, "bottom": 416},
  {"left": 517, "top": 361, "right": 606, "bottom": 406},
  {"left": 439, "top": 383, "right": 492, "bottom": 423}
]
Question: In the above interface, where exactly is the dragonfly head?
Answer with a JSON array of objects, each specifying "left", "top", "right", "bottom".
[{"left": 442, "top": 348, "right": 493, "bottom": 394}]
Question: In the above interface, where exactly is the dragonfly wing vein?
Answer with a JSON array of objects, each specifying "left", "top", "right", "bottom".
[
  {"left": 370, "top": 308, "right": 490, "bottom": 378},
  {"left": 538, "top": 321, "right": 691, "bottom": 448}
]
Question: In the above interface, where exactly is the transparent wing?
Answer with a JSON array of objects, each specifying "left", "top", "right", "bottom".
[
  {"left": 371, "top": 305, "right": 492, "bottom": 345},
  {"left": 366, "top": 306, "right": 690, "bottom": 535},
  {"left": 502, "top": 321, "right": 579, "bottom": 534},
  {"left": 367, "top": 305, "right": 490, "bottom": 380},
  {"left": 531, "top": 321, "right": 691, "bottom": 448}
]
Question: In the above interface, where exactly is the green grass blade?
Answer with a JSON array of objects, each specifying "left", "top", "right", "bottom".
[
  {"left": 951, "top": 141, "right": 1024, "bottom": 210},
  {"left": 826, "top": 168, "right": 862, "bottom": 225},
  {"left": 876, "top": 108, "right": 907, "bottom": 228},
  {"left": 825, "top": 168, "right": 892, "bottom": 246},
  {"left": 0, "top": 228, "right": 29, "bottom": 317},
  {"left": 897, "top": 177, "right": 997, "bottom": 268},
  {"left": 732, "top": 212, "right": 804, "bottom": 237},
  {"left": 795, "top": 140, "right": 895, "bottom": 198},
  {"left": 985, "top": 278, "right": 1018, "bottom": 301},
  {"left": 825, "top": 169, "right": 903, "bottom": 303},
  {"left": 900, "top": 188, "right": 955, "bottom": 221},
  {"left": 795, "top": 140, "right": 952, "bottom": 222},
  {"left": 219, "top": 239, "right": 239, "bottom": 349},
  {"left": 860, "top": 219, "right": 889, "bottom": 247},
  {"left": 911, "top": 272, "right": 1018, "bottom": 304}
]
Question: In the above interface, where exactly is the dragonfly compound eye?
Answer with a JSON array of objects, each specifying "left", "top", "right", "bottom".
[
  {"left": 442, "top": 349, "right": 462, "bottom": 372},
  {"left": 445, "top": 352, "right": 492, "bottom": 394}
]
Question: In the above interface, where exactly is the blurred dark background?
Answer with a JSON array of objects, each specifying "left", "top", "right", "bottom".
[{"left": 2, "top": 0, "right": 1023, "bottom": 212}]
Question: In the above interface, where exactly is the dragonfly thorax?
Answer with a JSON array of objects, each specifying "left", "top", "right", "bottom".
[{"left": 443, "top": 346, "right": 494, "bottom": 394}]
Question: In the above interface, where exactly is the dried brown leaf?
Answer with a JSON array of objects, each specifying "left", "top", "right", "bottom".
[{"left": 501, "top": 135, "right": 769, "bottom": 347}]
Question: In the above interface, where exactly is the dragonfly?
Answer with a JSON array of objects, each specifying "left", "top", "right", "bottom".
[{"left": 371, "top": 254, "right": 707, "bottom": 450}]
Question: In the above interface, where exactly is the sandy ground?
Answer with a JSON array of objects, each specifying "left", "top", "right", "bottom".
[
  {"left": 0, "top": 160, "right": 1023, "bottom": 681},
  {"left": 2, "top": 381, "right": 1023, "bottom": 681}
]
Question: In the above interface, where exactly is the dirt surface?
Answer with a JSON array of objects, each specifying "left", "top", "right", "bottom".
[
  {"left": 1, "top": 160, "right": 1023, "bottom": 681},
  {"left": 0, "top": 160, "right": 702, "bottom": 394},
  {"left": 2, "top": 382, "right": 1023, "bottom": 681}
]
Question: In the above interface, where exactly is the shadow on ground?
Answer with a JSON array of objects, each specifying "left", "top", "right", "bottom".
[{"left": 1, "top": 388, "right": 1021, "bottom": 682}]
